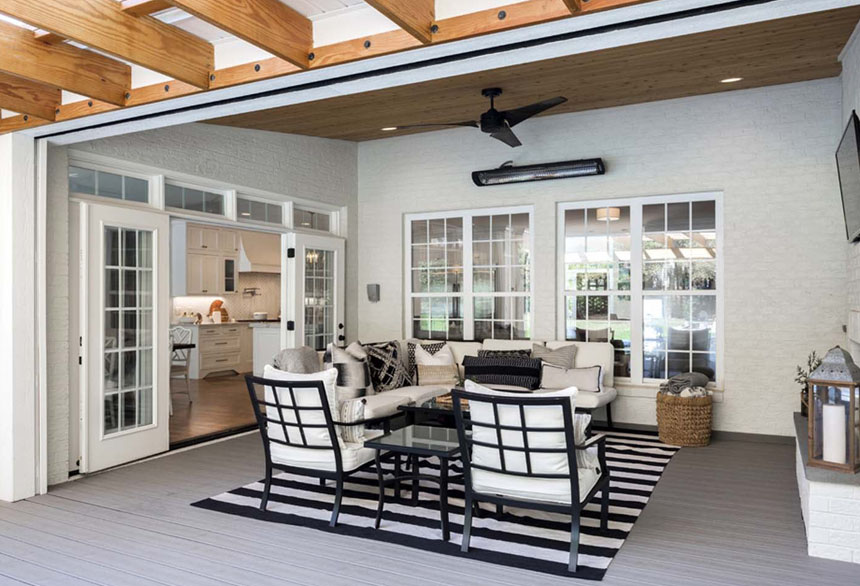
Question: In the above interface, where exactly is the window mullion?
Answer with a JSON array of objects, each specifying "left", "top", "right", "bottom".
[
  {"left": 463, "top": 213, "right": 475, "bottom": 341},
  {"left": 630, "top": 203, "right": 644, "bottom": 385}
]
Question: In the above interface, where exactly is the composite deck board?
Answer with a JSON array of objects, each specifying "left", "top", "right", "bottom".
[{"left": 0, "top": 433, "right": 857, "bottom": 585}]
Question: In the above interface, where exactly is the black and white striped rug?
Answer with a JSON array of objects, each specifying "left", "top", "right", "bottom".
[{"left": 192, "top": 428, "right": 679, "bottom": 581}]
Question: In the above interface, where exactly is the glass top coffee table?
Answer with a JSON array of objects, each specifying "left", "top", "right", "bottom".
[
  {"left": 364, "top": 425, "right": 461, "bottom": 541},
  {"left": 398, "top": 392, "right": 469, "bottom": 428}
]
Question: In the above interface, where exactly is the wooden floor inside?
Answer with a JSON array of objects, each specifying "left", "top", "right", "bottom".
[
  {"left": 170, "top": 374, "right": 257, "bottom": 446},
  {"left": 0, "top": 434, "right": 857, "bottom": 585}
]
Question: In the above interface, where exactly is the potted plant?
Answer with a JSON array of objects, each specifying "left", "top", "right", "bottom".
[{"left": 795, "top": 351, "right": 822, "bottom": 417}]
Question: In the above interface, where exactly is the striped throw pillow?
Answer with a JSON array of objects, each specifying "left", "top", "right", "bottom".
[{"left": 462, "top": 355, "right": 542, "bottom": 390}]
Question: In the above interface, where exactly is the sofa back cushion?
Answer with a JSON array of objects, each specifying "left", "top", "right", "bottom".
[
  {"left": 545, "top": 341, "right": 614, "bottom": 388},
  {"left": 481, "top": 339, "right": 544, "bottom": 352}
]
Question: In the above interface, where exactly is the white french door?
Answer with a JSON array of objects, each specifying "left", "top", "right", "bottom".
[
  {"left": 79, "top": 203, "right": 170, "bottom": 473},
  {"left": 283, "top": 233, "right": 346, "bottom": 351}
]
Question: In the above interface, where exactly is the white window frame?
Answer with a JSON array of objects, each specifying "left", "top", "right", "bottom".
[
  {"left": 236, "top": 192, "right": 288, "bottom": 227},
  {"left": 65, "top": 151, "right": 341, "bottom": 233},
  {"left": 556, "top": 192, "right": 723, "bottom": 388},
  {"left": 404, "top": 205, "right": 535, "bottom": 341}
]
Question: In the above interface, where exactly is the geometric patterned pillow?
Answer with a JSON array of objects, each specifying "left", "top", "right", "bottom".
[
  {"left": 463, "top": 355, "right": 542, "bottom": 390},
  {"left": 477, "top": 349, "right": 532, "bottom": 359},
  {"left": 339, "top": 398, "right": 366, "bottom": 444},
  {"left": 364, "top": 341, "right": 412, "bottom": 392},
  {"left": 407, "top": 341, "right": 446, "bottom": 381}
]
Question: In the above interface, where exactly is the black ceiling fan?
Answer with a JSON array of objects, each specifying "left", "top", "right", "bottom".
[{"left": 385, "top": 88, "right": 567, "bottom": 148}]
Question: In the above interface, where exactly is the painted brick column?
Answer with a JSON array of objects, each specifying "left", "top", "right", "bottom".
[{"left": 0, "top": 132, "right": 37, "bottom": 502}]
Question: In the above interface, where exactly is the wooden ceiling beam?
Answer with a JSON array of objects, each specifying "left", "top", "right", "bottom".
[
  {"left": 164, "top": 0, "right": 312, "bottom": 69},
  {"left": 121, "top": 0, "right": 174, "bottom": 17},
  {"left": 431, "top": 0, "right": 573, "bottom": 43},
  {"left": 34, "top": 0, "right": 173, "bottom": 44},
  {"left": 0, "top": 72, "right": 59, "bottom": 120},
  {"left": 561, "top": 0, "right": 582, "bottom": 12},
  {"left": 0, "top": 0, "right": 213, "bottom": 88},
  {"left": 364, "top": 0, "right": 434, "bottom": 44},
  {"left": 0, "top": 21, "right": 130, "bottom": 106}
]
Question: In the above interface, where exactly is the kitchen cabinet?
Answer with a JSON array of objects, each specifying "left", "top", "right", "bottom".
[
  {"left": 186, "top": 253, "right": 220, "bottom": 295},
  {"left": 223, "top": 257, "right": 237, "bottom": 293},
  {"left": 187, "top": 224, "right": 219, "bottom": 253},
  {"left": 219, "top": 229, "right": 240, "bottom": 254},
  {"left": 187, "top": 324, "right": 246, "bottom": 378}
]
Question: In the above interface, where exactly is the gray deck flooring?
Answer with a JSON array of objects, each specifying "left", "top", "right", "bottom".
[{"left": 0, "top": 433, "right": 856, "bottom": 586}]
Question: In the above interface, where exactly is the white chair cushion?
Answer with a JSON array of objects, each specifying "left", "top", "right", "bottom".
[
  {"left": 464, "top": 381, "right": 595, "bottom": 504},
  {"left": 270, "top": 429, "right": 383, "bottom": 472},
  {"left": 572, "top": 387, "right": 617, "bottom": 409},
  {"left": 386, "top": 385, "right": 449, "bottom": 405}
]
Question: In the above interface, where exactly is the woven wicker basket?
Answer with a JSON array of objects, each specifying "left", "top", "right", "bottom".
[{"left": 656, "top": 393, "right": 713, "bottom": 447}]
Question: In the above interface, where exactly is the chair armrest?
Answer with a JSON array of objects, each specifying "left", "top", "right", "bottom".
[{"left": 574, "top": 433, "right": 606, "bottom": 450}]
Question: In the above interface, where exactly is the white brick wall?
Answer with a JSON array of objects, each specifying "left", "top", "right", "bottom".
[
  {"left": 357, "top": 79, "right": 846, "bottom": 436},
  {"left": 798, "top": 439, "right": 860, "bottom": 564},
  {"left": 46, "top": 124, "right": 358, "bottom": 484}
]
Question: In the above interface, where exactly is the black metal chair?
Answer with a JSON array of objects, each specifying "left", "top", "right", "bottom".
[
  {"left": 245, "top": 374, "right": 394, "bottom": 527},
  {"left": 452, "top": 388, "right": 610, "bottom": 573}
]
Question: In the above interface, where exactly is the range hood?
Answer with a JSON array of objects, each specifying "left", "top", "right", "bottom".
[{"left": 238, "top": 231, "right": 281, "bottom": 273}]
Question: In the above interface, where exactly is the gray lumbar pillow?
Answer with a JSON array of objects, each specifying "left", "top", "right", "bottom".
[
  {"left": 272, "top": 346, "right": 320, "bottom": 374},
  {"left": 532, "top": 343, "right": 577, "bottom": 369},
  {"left": 541, "top": 364, "right": 602, "bottom": 392}
]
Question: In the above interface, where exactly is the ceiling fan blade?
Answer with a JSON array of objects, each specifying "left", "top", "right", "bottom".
[
  {"left": 388, "top": 121, "right": 478, "bottom": 130},
  {"left": 490, "top": 123, "right": 522, "bottom": 148},
  {"left": 502, "top": 96, "right": 567, "bottom": 128}
]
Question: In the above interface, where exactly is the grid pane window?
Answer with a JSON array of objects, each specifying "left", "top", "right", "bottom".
[
  {"left": 303, "top": 249, "right": 335, "bottom": 351},
  {"left": 408, "top": 209, "right": 532, "bottom": 342},
  {"left": 164, "top": 183, "right": 226, "bottom": 216},
  {"left": 238, "top": 196, "right": 284, "bottom": 225},
  {"left": 561, "top": 197, "right": 719, "bottom": 384},
  {"left": 643, "top": 201, "right": 717, "bottom": 381},
  {"left": 472, "top": 212, "right": 531, "bottom": 340},
  {"left": 410, "top": 217, "right": 465, "bottom": 340},
  {"left": 563, "top": 206, "right": 632, "bottom": 377},
  {"left": 103, "top": 226, "right": 154, "bottom": 435},
  {"left": 295, "top": 207, "right": 332, "bottom": 232},
  {"left": 69, "top": 166, "right": 150, "bottom": 204}
]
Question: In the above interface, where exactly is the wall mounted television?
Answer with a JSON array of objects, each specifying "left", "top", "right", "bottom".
[{"left": 837, "top": 110, "right": 860, "bottom": 242}]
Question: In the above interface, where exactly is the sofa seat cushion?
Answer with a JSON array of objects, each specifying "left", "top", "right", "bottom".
[
  {"left": 569, "top": 386, "right": 617, "bottom": 409},
  {"left": 386, "top": 384, "right": 449, "bottom": 405},
  {"left": 270, "top": 429, "right": 384, "bottom": 472},
  {"left": 472, "top": 465, "right": 599, "bottom": 505},
  {"left": 363, "top": 392, "right": 411, "bottom": 419}
]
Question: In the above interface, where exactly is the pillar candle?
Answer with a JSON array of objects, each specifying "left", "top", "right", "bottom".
[{"left": 822, "top": 403, "right": 847, "bottom": 465}]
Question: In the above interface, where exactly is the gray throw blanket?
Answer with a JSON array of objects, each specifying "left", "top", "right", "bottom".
[
  {"left": 659, "top": 372, "right": 710, "bottom": 395},
  {"left": 272, "top": 346, "right": 321, "bottom": 374}
]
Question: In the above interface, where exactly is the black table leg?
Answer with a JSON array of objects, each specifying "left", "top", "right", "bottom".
[
  {"left": 411, "top": 454, "right": 419, "bottom": 505},
  {"left": 440, "top": 458, "right": 450, "bottom": 541},
  {"left": 374, "top": 450, "right": 385, "bottom": 529},
  {"left": 393, "top": 454, "right": 401, "bottom": 500}
]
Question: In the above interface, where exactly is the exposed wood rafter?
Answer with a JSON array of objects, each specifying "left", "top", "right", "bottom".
[
  {"left": 364, "top": 0, "right": 434, "bottom": 44},
  {"left": 0, "top": 0, "right": 678, "bottom": 134},
  {"left": 0, "top": 21, "right": 130, "bottom": 106},
  {"left": 164, "top": 0, "right": 312, "bottom": 69},
  {"left": 0, "top": 71, "right": 59, "bottom": 120},
  {"left": 0, "top": 0, "right": 213, "bottom": 88}
]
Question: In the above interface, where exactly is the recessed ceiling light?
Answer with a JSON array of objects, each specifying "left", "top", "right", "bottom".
[
  {"left": 720, "top": 77, "right": 743, "bottom": 84},
  {"left": 240, "top": 212, "right": 251, "bottom": 216},
  {"left": 381, "top": 127, "right": 398, "bottom": 131}
]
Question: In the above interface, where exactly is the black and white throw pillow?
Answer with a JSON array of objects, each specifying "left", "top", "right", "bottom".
[
  {"left": 328, "top": 343, "right": 374, "bottom": 400},
  {"left": 477, "top": 349, "right": 533, "bottom": 359},
  {"left": 365, "top": 341, "right": 412, "bottom": 392},
  {"left": 463, "top": 355, "right": 542, "bottom": 390},
  {"left": 407, "top": 341, "right": 446, "bottom": 380}
]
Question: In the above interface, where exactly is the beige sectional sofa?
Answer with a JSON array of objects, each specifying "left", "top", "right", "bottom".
[{"left": 361, "top": 338, "right": 618, "bottom": 423}]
